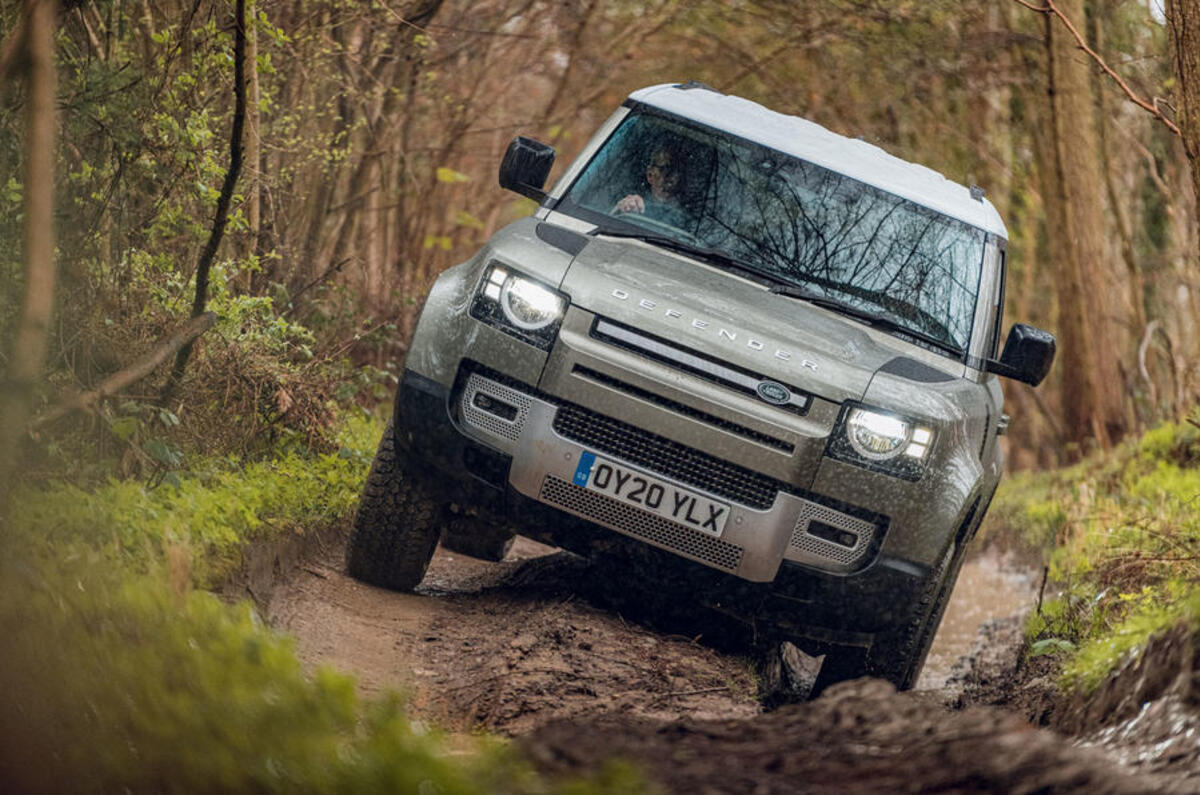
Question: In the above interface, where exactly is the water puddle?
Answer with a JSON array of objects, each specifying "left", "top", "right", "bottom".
[{"left": 917, "top": 552, "right": 1036, "bottom": 689}]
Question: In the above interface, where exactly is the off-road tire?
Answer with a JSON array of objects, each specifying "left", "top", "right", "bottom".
[
  {"left": 441, "top": 513, "right": 516, "bottom": 562},
  {"left": 865, "top": 536, "right": 972, "bottom": 690},
  {"left": 345, "top": 419, "right": 442, "bottom": 591}
]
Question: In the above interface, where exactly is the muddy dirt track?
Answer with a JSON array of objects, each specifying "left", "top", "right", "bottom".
[{"left": 265, "top": 535, "right": 1198, "bottom": 793}]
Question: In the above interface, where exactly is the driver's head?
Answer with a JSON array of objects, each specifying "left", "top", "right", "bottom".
[{"left": 645, "top": 147, "right": 681, "bottom": 199}]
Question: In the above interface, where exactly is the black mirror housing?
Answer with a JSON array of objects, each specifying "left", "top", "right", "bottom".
[
  {"left": 987, "top": 323, "right": 1056, "bottom": 386},
  {"left": 499, "top": 136, "right": 555, "bottom": 201}
]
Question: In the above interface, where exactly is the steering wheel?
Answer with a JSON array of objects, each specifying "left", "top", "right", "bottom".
[{"left": 612, "top": 211, "right": 703, "bottom": 246}]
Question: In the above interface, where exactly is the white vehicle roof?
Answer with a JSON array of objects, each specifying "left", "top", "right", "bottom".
[{"left": 629, "top": 83, "right": 1007, "bottom": 239}]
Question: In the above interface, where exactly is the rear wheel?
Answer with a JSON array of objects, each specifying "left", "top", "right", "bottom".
[
  {"left": 345, "top": 419, "right": 442, "bottom": 591},
  {"left": 440, "top": 508, "right": 516, "bottom": 562}
]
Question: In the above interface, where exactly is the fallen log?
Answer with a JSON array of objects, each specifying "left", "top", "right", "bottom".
[{"left": 28, "top": 312, "right": 217, "bottom": 435}]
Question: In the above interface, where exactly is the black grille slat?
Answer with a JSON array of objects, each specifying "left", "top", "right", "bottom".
[
  {"left": 553, "top": 404, "right": 778, "bottom": 510},
  {"left": 573, "top": 366, "right": 794, "bottom": 453}
]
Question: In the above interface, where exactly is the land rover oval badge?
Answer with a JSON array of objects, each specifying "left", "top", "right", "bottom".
[{"left": 756, "top": 380, "right": 791, "bottom": 405}]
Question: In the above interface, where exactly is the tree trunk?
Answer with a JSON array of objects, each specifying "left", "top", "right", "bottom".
[
  {"left": 1168, "top": 0, "right": 1200, "bottom": 255},
  {"left": 245, "top": 0, "right": 261, "bottom": 267},
  {"left": 0, "top": 0, "right": 57, "bottom": 520},
  {"left": 1041, "top": 0, "right": 1127, "bottom": 451},
  {"left": 162, "top": 0, "right": 247, "bottom": 404}
]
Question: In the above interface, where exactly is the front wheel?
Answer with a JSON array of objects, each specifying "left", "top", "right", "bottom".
[
  {"left": 865, "top": 537, "right": 971, "bottom": 690},
  {"left": 345, "top": 419, "right": 442, "bottom": 591}
]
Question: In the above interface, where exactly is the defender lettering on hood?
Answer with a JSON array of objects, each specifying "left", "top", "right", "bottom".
[{"left": 610, "top": 287, "right": 819, "bottom": 371}]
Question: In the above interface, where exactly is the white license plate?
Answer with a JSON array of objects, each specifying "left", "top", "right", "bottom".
[{"left": 572, "top": 452, "right": 730, "bottom": 537}]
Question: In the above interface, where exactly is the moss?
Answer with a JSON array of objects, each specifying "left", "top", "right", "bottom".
[
  {"left": 1061, "top": 586, "right": 1200, "bottom": 695},
  {"left": 996, "top": 421, "right": 1200, "bottom": 694},
  {"left": 9, "top": 412, "right": 380, "bottom": 586}
]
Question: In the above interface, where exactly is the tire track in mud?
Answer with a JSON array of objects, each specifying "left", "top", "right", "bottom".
[
  {"left": 267, "top": 535, "right": 1188, "bottom": 792},
  {"left": 269, "top": 537, "right": 762, "bottom": 731}
]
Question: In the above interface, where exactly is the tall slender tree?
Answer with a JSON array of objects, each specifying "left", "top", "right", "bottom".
[
  {"left": 1040, "top": 0, "right": 1129, "bottom": 450},
  {"left": 1169, "top": 0, "right": 1200, "bottom": 246},
  {"left": 0, "top": 0, "right": 57, "bottom": 521}
]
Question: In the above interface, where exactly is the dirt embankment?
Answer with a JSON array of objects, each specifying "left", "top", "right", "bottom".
[{"left": 260, "top": 534, "right": 1198, "bottom": 792}]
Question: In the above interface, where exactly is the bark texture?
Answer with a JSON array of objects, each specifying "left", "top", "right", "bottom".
[
  {"left": 1169, "top": 0, "right": 1200, "bottom": 253},
  {"left": 0, "top": 0, "right": 57, "bottom": 519},
  {"left": 1041, "top": 0, "right": 1127, "bottom": 451}
]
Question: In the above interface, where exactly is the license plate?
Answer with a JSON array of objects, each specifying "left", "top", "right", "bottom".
[{"left": 572, "top": 452, "right": 730, "bottom": 537}]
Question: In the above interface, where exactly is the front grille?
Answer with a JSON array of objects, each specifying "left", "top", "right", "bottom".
[
  {"left": 552, "top": 403, "right": 778, "bottom": 510},
  {"left": 788, "top": 501, "right": 878, "bottom": 571},
  {"left": 572, "top": 366, "right": 794, "bottom": 453},
  {"left": 591, "top": 318, "right": 810, "bottom": 416},
  {"left": 540, "top": 476, "right": 744, "bottom": 571}
]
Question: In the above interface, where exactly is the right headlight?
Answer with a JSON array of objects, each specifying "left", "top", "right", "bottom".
[
  {"left": 469, "top": 262, "right": 568, "bottom": 349},
  {"left": 826, "top": 404, "right": 935, "bottom": 480}
]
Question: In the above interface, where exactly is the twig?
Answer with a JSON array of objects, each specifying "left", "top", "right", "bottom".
[
  {"left": 283, "top": 257, "right": 350, "bottom": 318},
  {"left": 29, "top": 313, "right": 217, "bottom": 434},
  {"left": 1137, "top": 319, "right": 1161, "bottom": 409},
  {"left": 1036, "top": 565, "right": 1049, "bottom": 616},
  {"left": 659, "top": 686, "right": 729, "bottom": 699},
  {"left": 1013, "top": 0, "right": 1181, "bottom": 137}
]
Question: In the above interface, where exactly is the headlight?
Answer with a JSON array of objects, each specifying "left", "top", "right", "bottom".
[
  {"left": 827, "top": 405, "right": 934, "bottom": 480},
  {"left": 470, "top": 262, "right": 567, "bottom": 349}
]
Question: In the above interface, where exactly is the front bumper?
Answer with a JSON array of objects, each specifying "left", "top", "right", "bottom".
[{"left": 397, "top": 364, "right": 921, "bottom": 580}]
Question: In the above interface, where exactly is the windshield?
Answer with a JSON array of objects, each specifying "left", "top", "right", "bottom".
[{"left": 559, "top": 110, "right": 987, "bottom": 354}]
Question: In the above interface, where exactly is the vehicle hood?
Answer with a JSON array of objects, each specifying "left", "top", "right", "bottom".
[{"left": 560, "top": 236, "right": 940, "bottom": 403}]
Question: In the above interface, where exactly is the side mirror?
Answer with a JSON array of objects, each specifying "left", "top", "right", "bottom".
[
  {"left": 986, "top": 323, "right": 1056, "bottom": 387},
  {"left": 499, "top": 136, "right": 555, "bottom": 201}
]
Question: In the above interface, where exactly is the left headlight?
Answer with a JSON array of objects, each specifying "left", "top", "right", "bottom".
[
  {"left": 469, "top": 262, "right": 568, "bottom": 349},
  {"left": 826, "top": 405, "right": 935, "bottom": 480}
]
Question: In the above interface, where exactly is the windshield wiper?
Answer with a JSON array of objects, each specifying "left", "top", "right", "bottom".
[
  {"left": 591, "top": 226, "right": 786, "bottom": 288},
  {"left": 769, "top": 284, "right": 961, "bottom": 356}
]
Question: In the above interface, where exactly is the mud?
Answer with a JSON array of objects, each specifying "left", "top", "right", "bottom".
[
  {"left": 522, "top": 680, "right": 1154, "bottom": 794},
  {"left": 265, "top": 533, "right": 1198, "bottom": 791},
  {"left": 270, "top": 537, "right": 761, "bottom": 732}
]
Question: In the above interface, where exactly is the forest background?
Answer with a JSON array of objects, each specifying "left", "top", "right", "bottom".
[
  {"left": 1, "top": 0, "right": 1198, "bottom": 477},
  {"left": 0, "top": 0, "right": 1195, "bottom": 475},
  {"left": 1, "top": 0, "right": 1200, "bottom": 790}
]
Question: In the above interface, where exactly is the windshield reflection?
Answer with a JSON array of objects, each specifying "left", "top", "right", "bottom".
[{"left": 560, "top": 111, "right": 986, "bottom": 354}]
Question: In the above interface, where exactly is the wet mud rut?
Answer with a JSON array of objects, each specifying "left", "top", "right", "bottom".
[{"left": 267, "top": 536, "right": 1189, "bottom": 792}]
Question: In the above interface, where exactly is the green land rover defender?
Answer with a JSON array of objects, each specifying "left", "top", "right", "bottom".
[{"left": 346, "top": 83, "right": 1055, "bottom": 690}]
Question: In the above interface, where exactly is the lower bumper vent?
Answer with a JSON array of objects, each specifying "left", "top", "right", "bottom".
[
  {"left": 788, "top": 502, "right": 878, "bottom": 570},
  {"left": 540, "top": 475, "right": 744, "bottom": 572}
]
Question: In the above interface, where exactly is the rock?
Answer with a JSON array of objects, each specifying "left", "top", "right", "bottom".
[{"left": 760, "top": 641, "right": 824, "bottom": 708}]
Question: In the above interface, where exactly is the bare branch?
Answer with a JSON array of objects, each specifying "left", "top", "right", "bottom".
[
  {"left": 30, "top": 313, "right": 218, "bottom": 434},
  {"left": 161, "top": 0, "right": 248, "bottom": 403},
  {"left": 1013, "top": 0, "right": 1182, "bottom": 136}
]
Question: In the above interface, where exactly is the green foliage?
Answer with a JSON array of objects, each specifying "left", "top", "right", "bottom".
[
  {"left": 1, "top": 410, "right": 648, "bottom": 792},
  {"left": 991, "top": 421, "right": 1200, "bottom": 693},
  {"left": 1060, "top": 586, "right": 1200, "bottom": 695},
  {"left": 10, "top": 412, "right": 380, "bottom": 585},
  {"left": 0, "top": 554, "right": 643, "bottom": 794}
]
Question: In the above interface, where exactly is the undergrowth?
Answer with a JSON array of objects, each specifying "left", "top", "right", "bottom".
[
  {"left": 983, "top": 412, "right": 1200, "bottom": 694},
  {"left": 10, "top": 411, "right": 380, "bottom": 586},
  {"left": 1, "top": 409, "right": 649, "bottom": 793},
  {"left": 0, "top": 552, "right": 644, "bottom": 794}
]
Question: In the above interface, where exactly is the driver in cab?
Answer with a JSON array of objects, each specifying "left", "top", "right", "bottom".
[{"left": 613, "top": 146, "right": 690, "bottom": 228}]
